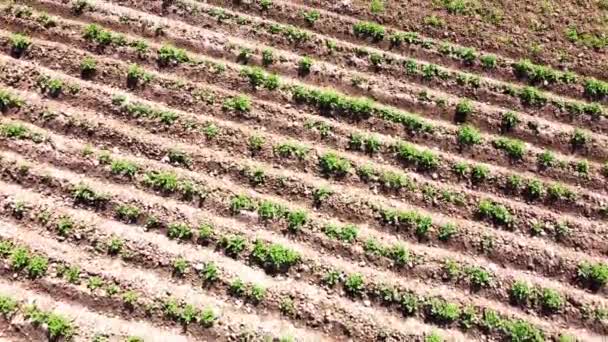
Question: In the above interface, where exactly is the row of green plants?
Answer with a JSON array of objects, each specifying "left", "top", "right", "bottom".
[
  {"left": 10, "top": 15, "right": 605, "bottom": 186},
  {"left": 4, "top": 145, "right": 605, "bottom": 335},
  {"left": 3, "top": 189, "right": 555, "bottom": 341},
  {"left": 4, "top": 86, "right": 603, "bottom": 279}
]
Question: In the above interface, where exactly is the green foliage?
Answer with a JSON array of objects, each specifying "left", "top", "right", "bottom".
[
  {"left": 584, "top": 78, "right": 608, "bottom": 100},
  {"left": 578, "top": 262, "right": 608, "bottom": 290},
  {"left": 167, "top": 222, "right": 193, "bottom": 240},
  {"left": 454, "top": 100, "right": 473, "bottom": 122},
  {"left": 172, "top": 257, "right": 189, "bottom": 276},
  {"left": 570, "top": 129, "right": 589, "bottom": 149},
  {"left": 241, "top": 67, "right": 280, "bottom": 90},
  {"left": 72, "top": 0, "right": 91, "bottom": 14},
  {"left": 251, "top": 240, "right": 300, "bottom": 273},
  {"left": 301, "top": 9, "right": 320, "bottom": 25},
  {"left": 493, "top": 137, "right": 526, "bottom": 160},
  {"left": 80, "top": 56, "right": 97, "bottom": 78},
  {"left": 353, "top": 21, "right": 385, "bottom": 41},
  {"left": 73, "top": 183, "right": 107, "bottom": 207},
  {"left": 425, "top": 331, "right": 443, "bottom": 342},
  {"left": 477, "top": 199, "right": 512, "bottom": 226},
  {"left": 370, "top": 0, "right": 384, "bottom": 13},
  {"left": 286, "top": 210, "right": 307, "bottom": 231},
  {"left": 501, "top": 111, "right": 520, "bottom": 133},
  {"left": 536, "top": 150, "right": 555, "bottom": 169},
  {"left": 457, "top": 125, "right": 482, "bottom": 146},
  {"left": 323, "top": 223, "right": 358, "bottom": 243},
  {"left": 0, "top": 123, "right": 29, "bottom": 139},
  {"left": 223, "top": 95, "right": 251, "bottom": 112},
  {"left": 344, "top": 273, "right": 365, "bottom": 296},
  {"left": 393, "top": 141, "right": 440, "bottom": 171},
  {"left": 291, "top": 86, "right": 375, "bottom": 121},
  {"left": 115, "top": 204, "right": 140, "bottom": 223},
  {"left": 0, "top": 295, "right": 17, "bottom": 317},
  {"left": 167, "top": 149, "right": 191, "bottom": 167},
  {"left": 26, "top": 305, "right": 75, "bottom": 340},
  {"left": 471, "top": 164, "right": 490, "bottom": 183},
  {"left": 258, "top": 0, "right": 272, "bottom": 10},
  {"left": 26, "top": 255, "right": 48, "bottom": 279},
  {"left": 389, "top": 32, "right": 421, "bottom": 47},
  {"left": 480, "top": 54, "right": 497, "bottom": 69},
  {"left": 512, "top": 59, "right": 562, "bottom": 84},
  {"left": 428, "top": 298, "right": 461, "bottom": 323},
  {"left": 509, "top": 280, "right": 533, "bottom": 305},
  {"left": 249, "top": 135, "right": 265, "bottom": 153},
  {"left": 82, "top": 24, "right": 117, "bottom": 46},
  {"left": 466, "top": 266, "right": 492, "bottom": 288},
  {"left": 10, "top": 33, "right": 31, "bottom": 55},
  {"left": 504, "top": 320, "right": 544, "bottom": 342},
  {"left": 220, "top": 235, "right": 247, "bottom": 257},
  {"left": 519, "top": 87, "right": 547, "bottom": 106},
  {"left": 540, "top": 288, "right": 563, "bottom": 312},
  {"left": 109, "top": 159, "right": 138, "bottom": 178},
  {"left": 0, "top": 90, "right": 23, "bottom": 111},
  {"left": 274, "top": 141, "right": 309, "bottom": 159},
  {"left": 230, "top": 194, "right": 255, "bottom": 214},
  {"left": 525, "top": 179, "right": 544, "bottom": 200},
  {"left": 257, "top": 200, "right": 285, "bottom": 221},
  {"left": 319, "top": 152, "right": 351, "bottom": 176},
  {"left": 438, "top": 223, "right": 458, "bottom": 241},
  {"left": 298, "top": 57, "right": 313, "bottom": 76},
  {"left": 126, "top": 64, "right": 153, "bottom": 87},
  {"left": 201, "top": 262, "right": 218, "bottom": 282},
  {"left": 157, "top": 45, "right": 189, "bottom": 65}
]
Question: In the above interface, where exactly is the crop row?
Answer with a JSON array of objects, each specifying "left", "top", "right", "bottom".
[
  {"left": 3, "top": 89, "right": 607, "bottom": 294},
  {"left": 197, "top": 0, "right": 608, "bottom": 103},
  {"left": 1, "top": 53, "right": 607, "bottom": 258},
  {"left": 1, "top": 116, "right": 608, "bottom": 336},
  {"left": 0, "top": 152, "right": 587, "bottom": 341},
  {"left": 4, "top": 8, "right": 608, "bottom": 192},
  {"left": 66, "top": 0, "right": 608, "bottom": 132}
]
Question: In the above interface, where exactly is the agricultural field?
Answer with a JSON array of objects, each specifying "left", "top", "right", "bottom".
[{"left": 1, "top": 0, "right": 608, "bottom": 341}]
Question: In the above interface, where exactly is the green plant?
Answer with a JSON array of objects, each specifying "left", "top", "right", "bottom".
[
  {"left": 261, "top": 49, "right": 274, "bottom": 66},
  {"left": 536, "top": 150, "right": 555, "bottom": 169},
  {"left": 571, "top": 129, "right": 589, "bottom": 149},
  {"left": 584, "top": 78, "right": 608, "bottom": 100},
  {"left": 457, "top": 125, "right": 482, "bottom": 146},
  {"left": 25, "top": 255, "right": 48, "bottom": 279},
  {"left": 454, "top": 100, "right": 473, "bottom": 123},
  {"left": 10, "top": 33, "right": 31, "bottom": 56},
  {"left": 249, "top": 135, "right": 265, "bottom": 153},
  {"left": 157, "top": 44, "right": 189, "bottom": 65},
  {"left": 56, "top": 216, "right": 74, "bottom": 236},
  {"left": 501, "top": 111, "right": 520, "bottom": 133},
  {"left": 126, "top": 64, "right": 153, "bottom": 87},
  {"left": 167, "top": 222, "right": 193, "bottom": 240},
  {"left": 575, "top": 159, "right": 589, "bottom": 176},
  {"left": 578, "top": 262, "right": 608, "bottom": 290},
  {"left": 504, "top": 320, "right": 544, "bottom": 342},
  {"left": 393, "top": 141, "right": 440, "bottom": 171},
  {"left": 301, "top": 9, "right": 320, "bottom": 25},
  {"left": 313, "top": 186, "right": 332, "bottom": 206},
  {"left": 480, "top": 54, "right": 497, "bottom": 69},
  {"left": 323, "top": 223, "right": 358, "bottom": 243},
  {"left": 319, "top": 152, "right": 351, "bottom": 176},
  {"left": 61, "top": 265, "right": 81, "bottom": 284},
  {"left": 438, "top": 223, "right": 457, "bottom": 241},
  {"left": 201, "top": 262, "right": 218, "bottom": 283},
  {"left": 477, "top": 199, "right": 512, "bottom": 226},
  {"left": 259, "top": 0, "right": 272, "bottom": 10},
  {"left": 344, "top": 273, "right": 364, "bottom": 296},
  {"left": 251, "top": 240, "right": 300, "bottom": 273},
  {"left": 73, "top": 183, "right": 107, "bottom": 207},
  {"left": 525, "top": 179, "right": 544, "bottom": 200},
  {"left": 230, "top": 194, "right": 255, "bottom": 214},
  {"left": 493, "top": 137, "right": 526, "bottom": 160},
  {"left": 370, "top": 0, "right": 384, "bottom": 13},
  {"left": 519, "top": 86, "right": 547, "bottom": 106},
  {"left": 167, "top": 149, "right": 191, "bottom": 167},
  {"left": 220, "top": 235, "right": 247, "bottom": 257},
  {"left": 87, "top": 276, "right": 104, "bottom": 291},
  {"left": 115, "top": 204, "right": 140, "bottom": 223},
  {"left": 353, "top": 21, "right": 385, "bottom": 41},
  {"left": 428, "top": 298, "right": 461, "bottom": 323},
  {"left": 466, "top": 267, "right": 492, "bottom": 288},
  {"left": 0, "top": 90, "right": 23, "bottom": 112},
  {"left": 248, "top": 284, "right": 266, "bottom": 303},
  {"left": 0, "top": 295, "right": 17, "bottom": 317},
  {"left": 298, "top": 56, "right": 313, "bottom": 76},
  {"left": 286, "top": 210, "right": 307, "bottom": 231},
  {"left": 83, "top": 24, "right": 114, "bottom": 46},
  {"left": 79, "top": 56, "right": 97, "bottom": 78},
  {"left": 173, "top": 257, "right": 189, "bottom": 276},
  {"left": 223, "top": 95, "right": 251, "bottom": 112},
  {"left": 471, "top": 164, "right": 490, "bottom": 183},
  {"left": 425, "top": 331, "right": 443, "bottom": 342},
  {"left": 509, "top": 280, "right": 533, "bottom": 305},
  {"left": 257, "top": 200, "right": 285, "bottom": 221},
  {"left": 540, "top": 288, "right": 563, "bottom": 312},
  {"left": 72, "top": 0, "right": 91, "bottom": 14}
]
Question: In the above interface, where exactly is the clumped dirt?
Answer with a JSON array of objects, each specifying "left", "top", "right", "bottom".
[{"left": 0, "top": 0, "right": 607, "bottom": 341}]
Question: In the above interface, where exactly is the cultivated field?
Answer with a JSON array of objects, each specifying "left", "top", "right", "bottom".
[{"left": 0, "top": 0, "right": 608, "bottom": 341}]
